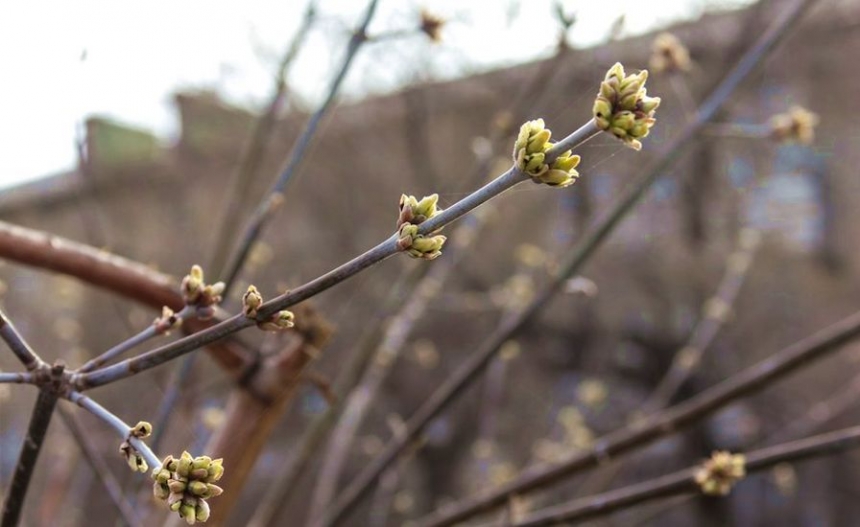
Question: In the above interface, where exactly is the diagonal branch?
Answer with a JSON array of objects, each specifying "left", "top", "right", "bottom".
[
  {"left": 218, "top": 0, "right": 381, "bottom": 294},
  {"left": 322, "top": 1, "right": 820, "bottom": 523},
  {"left": 0, "top": 221, "right": 249, "bottom": 375},
  {"left": 57, "top": 407, "right": 142, "bottom": 527},
  {"left": 72, "top": 121, "right": 601, "bottom": 392},
  {"left": 504, "top": 425, "right": 860, "bottom": 526},
  {"left": 416, "top": 309, "right": 860, "bottom": 527},
  {"left": 0, "top": 309, "right": 45, "bottom": 371}
]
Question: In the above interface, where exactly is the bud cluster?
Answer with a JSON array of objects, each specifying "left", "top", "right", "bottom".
[
  {"left": 512, "top": 118, "right": 580, "bottom": 188},
  {"left": 120, "top": 421, "right": 153, "bottom": 473},
  {"left": 649, "top": 33, "right": 691, "bottom": 74},
  {"left": 180, "top": 265, "right": 225, "bottom": 319},
  {"left": 769, "top": 106, "right": 818, "bottom": 144},
  {"left": 419, "top": 9, "right": 445, "bottom": 43},
  {"left": 152, "top": 451, "right": 224, "bottom": 524},
  {"left": 593, "top": 63, "right": 661, "bottom": 151},
  {"left": 153, "top": 306, "right": 182, "bottom": 334},
  {"left": 396, "top": 193, "right": 447, "bottom": 260},
  {"left": 694, "top": 450, "right": 746, "bottom": 496}
]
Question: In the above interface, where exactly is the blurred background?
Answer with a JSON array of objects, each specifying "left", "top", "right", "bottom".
[{"left": 2, "top": 0, "right": 860, "bottom": 525}]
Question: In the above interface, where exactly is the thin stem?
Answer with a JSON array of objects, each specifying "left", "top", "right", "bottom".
[
  {"left": 247, "top": 266, "right": 426, "bottom": 527},
  {"left": 207, "top": 1, "right": 318, "bottom": 279},
  {"left": 219, "top": 0, "right": 381, "bottom": 294},
  {"left": 151, "top": 2, "right": 320, "bottom": 480},
  {"left": 57, "top": 407, "right": 142, "bottom": 527},
  {"left": 0, "top": 372, "right": 34, "bottom": 384},
  {"left": 72, "top": 119, "right": 596, "bottom": 392},
  {"left": 306, "top": 216, "right": 485, "bottom": 522},
  {"left": 701, "top": 122, "right": 770, "bottom": 139},
  {"left": 0, "top": 309, "right": 45, "bottom": 371},
  {"left": 77, "top": 306, "right": 195, "bottom": 373},
  {"left": 1, "top": 389, "right": 58, "bottom": 527},
  {"left": 642, "top": 228, "right": 760, "bottom": 413},
  {"left": 325, "top": 1, "right": 820, "bottom": 523},
  {"left": 65, "top": 391, "right": 161, "bottom": 470},
  {"left": 416, "top": 309, "right": 860, "bottom": 527},
  {"left": 504, "top": 425, "right": 860, "bottom": 526}
]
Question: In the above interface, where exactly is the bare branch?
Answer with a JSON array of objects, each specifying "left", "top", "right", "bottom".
[
  {"left": 504, "top": 425, "right": 860, "bottom": 525},
  {"left": 0, "top": 309, "right": 45, "bottom": 371}
]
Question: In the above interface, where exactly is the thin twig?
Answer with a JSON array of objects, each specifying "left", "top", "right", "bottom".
[
  {"left": 322, "top": 1, "right": 818, "bottom": 523},
  {"left": 207, "top": 1, "right": 318, "bottom": 279},
  {"left": 149, "top": 0, "right": 318, "bottom": 476},
  {"left": 1, "top": 389, "right": 58, "bottom": 527},
  {"left": 57, "top": 407, "right": 142, "bottom": 527},
  {"left": 416, "top": 309, "right": 860, "bottom": 527},
  {"left": 72, "top": 123, "right": 600, "bottom": 392},
  {"left": 65, "top": 391, "right": 161, "bottom": 470},
  {"left": 0, "top": 309, "right": 45, "bottom": 371},
  {"left": 500, "top": 425, "right": 860, "bottom": 525},
  {"left": 0, "top": 372, "right": 34, "bottom": 384},
  {"left": 642, "top": 228, "right": 761, "bottom": 413},
  {"left": 218, "top": 0, "right": 381, "bottom": 293},
  {"left": 307, "top": 210, "right": 489, "bottom": 522},
  {"left": 78, "top": 306, "right": 195, "bottom": 373},
  {"left": 0, "top": 221, "right": 251, "bottom": 376}
]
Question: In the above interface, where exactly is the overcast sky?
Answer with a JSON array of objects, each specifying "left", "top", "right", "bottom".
[{"left": 0, "top": 0, "right": 754, "bottom": 189}]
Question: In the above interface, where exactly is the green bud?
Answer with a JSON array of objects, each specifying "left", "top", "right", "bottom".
[
  {"left": 207, "top": 459, "right": 225, "bottom": 482},
  {"left": 618, "top": 91, "right": 639, "bottom": 112},
  {"left": 630, "top": 121, "right": 651, "bottom": 138},
  {"left": 169, "top": 493, "right": 184, "bottom": 511},
  {"left": 192, "top": 456, "right": 212, "bottom": 471},
  {"left": 153, "top": 481, "right": 170, "bottom": 500},
  {"left": 206, "top": 483, "right": 224, "bottom": 497},
  {"left": 180, "top": 503, "right": 197, "bottom": 525},
  {"left": 606, "top": 62, "right": 625, "bottom": 83},
  {"left": 242, "top": 286, "right": 264, "bottom": 318},
  {"left": 169, "top": 480, "right": 187, "bottom": 494},
  {"left": 188, "top": 480, "right": 209, "bottom": 496},
  {"left": 196, "top": 500, "right": 211, "bottom": 522},
  {"left": 132, "top": 421, "right": 153, "bottom": 438},
  {"left": 177, "top": 451, "right": 193, "bottom": 478},
  {"left": 413, "top": 194, "right": 440, "bottom": 221},
  {"left": 526, "top": 128, "right": 551, "bottom": 154},
  {"left": 639, "top": 96, "right": 661, "bottom": 114},
  {"left": 614, "top": 111, "right": 636, "bottom": 130},
  {"left": 552, "top": 154, "right": 581, "bottom": 173},
  {"left": 540, "top": 169, "right": 577, "bottom": 188},
  {"left": 524, "top": 153, "right": 546, "bottom": 174},
  {"left": 593, "top": 98, "right": 612, "bottom": 120},
  {"left": 190, "top": 468, "right": 209, "bottom": 480},
  {"left": 599, "top": 81, "right": 616, "bottom": 101},
  {"left": 610, "top": 126, "right": 628, "bottom": 139}
]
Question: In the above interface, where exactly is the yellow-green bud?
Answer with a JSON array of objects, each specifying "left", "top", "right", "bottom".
[
  {"left": 526, "top": 128, "right": 551, "bottom": 154},
  {"left": 188, "top": 480, "right": 209, "bottom": 496},
  {"left": 242, "top": 285, "right": 263, "bottom": 318},
  {"left": 207, "top": 459, "right": 224, "bottom": 483},
  {"left": 177, "top": 451, "right": 193, "bottom": 478},
  {"left": 180, "top": 503, "right": 197, "bottom": 525},
  {"left": 131, "top": 421, "right": 152, "bottom": 438},
  {"left": 196, "top": 500, "right": 211, "bottom": 522},
  {"left": 153, "top": 481, "right": 170, "bottom": 500}
]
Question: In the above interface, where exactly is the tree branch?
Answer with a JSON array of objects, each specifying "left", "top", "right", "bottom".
[
  {"left": 416, "top": 309, "right": 860, "bottom": 526},
  {"left": 218, "top": 0, "right": 381, "bottom": 293},
  {"left": 321, "top": 0, "right": 820, "bottom": 522},
  {"left": 72, "top": 121, "right": 600, "bottom": 392},
  {"left": 1, "top": 389, "right": 58, "bottom": 527},
  {"left": 0, "top": 309, "right": 45, "bottom": 371},
  {"left": 505, "top": 425, "right": 860, "bottom": 525}
]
